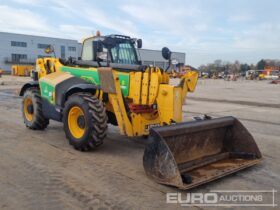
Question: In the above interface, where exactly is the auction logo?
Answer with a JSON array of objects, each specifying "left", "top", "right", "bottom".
[{"left": 166, "top": 189, "right": 277, "bottom": 207}]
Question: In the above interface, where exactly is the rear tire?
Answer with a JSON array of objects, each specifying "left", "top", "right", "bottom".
[
  {"left": 63, "top": 93, "right": 108, "bottom": 151},
  {"left": 22, "top": 88, "right": 49, "bottom": 130}
]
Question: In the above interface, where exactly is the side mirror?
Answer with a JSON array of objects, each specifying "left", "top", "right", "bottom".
[
  {"left": 93, "top": 40, "right": 103, "bottom": 52},
  {"left": 162, "top": 47, "right": 172, "bottom": 60},
  {"left": 93, "top": 40, "right": 105, "bottom": 61},
  {"left": 97, "top": 52, "right": 108, "bottom": 61},
  {"left": 137, "top": 39, "right": 142, "bottom": 48}
]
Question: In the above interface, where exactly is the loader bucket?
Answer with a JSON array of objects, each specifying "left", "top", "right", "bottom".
[{"left": 143, "top": 116, "right": 262, "bottom": 189}]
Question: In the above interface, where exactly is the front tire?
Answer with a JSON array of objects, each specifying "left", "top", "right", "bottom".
[
  {"left": 63, "top": 93, "right": 108, "bottom": 151},
  {"left": 22, "top": 88, "right": 49, "bottom": 130}
]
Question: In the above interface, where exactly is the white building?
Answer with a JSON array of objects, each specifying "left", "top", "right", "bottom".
[
  {"left": 139, "top": 49, "right": 185, "bottom": 70},
  {"left": 0, "top": 32, "right": 185, "bottom": 71},
  {"left": 0, "top": 32, "right": 82, "bottom": 71}
]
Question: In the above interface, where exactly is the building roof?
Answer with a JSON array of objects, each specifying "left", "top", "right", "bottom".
[{"left": 0, "top": 31, "right": 78, "bottom": 42}]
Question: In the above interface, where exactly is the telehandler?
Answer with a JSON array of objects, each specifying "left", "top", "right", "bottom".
[{"left": 20, "top": 33, "right": 262, "bottom": 189}]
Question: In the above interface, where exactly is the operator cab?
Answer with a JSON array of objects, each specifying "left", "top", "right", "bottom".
[
  {"left": 79, "top": 32, "right": 172, "bottom": 72},
  {"left": 81, "top": 33, "right": 142, "bottom": 67}
]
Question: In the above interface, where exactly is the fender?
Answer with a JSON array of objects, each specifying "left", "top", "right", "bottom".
[
  {"left": 19, "top": 81, "right": 39, "bottom": 96},
  {"left": 41, "top": 83, "right": 100, "bottom": 122},
  {"left": 58, "top": 83, "right": 100, "bottom": 107}
]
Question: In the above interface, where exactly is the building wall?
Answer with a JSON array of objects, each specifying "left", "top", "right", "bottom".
[
  {"left": 138, "top": 49, "right": 185, "bottom": 69},
  {"left": 0, "top": 32, "right": 82, "bottom": 71}
]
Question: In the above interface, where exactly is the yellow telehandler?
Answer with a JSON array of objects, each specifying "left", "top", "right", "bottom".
[{"left": 20, "top": 33, "right": 262, "bottom": 189}]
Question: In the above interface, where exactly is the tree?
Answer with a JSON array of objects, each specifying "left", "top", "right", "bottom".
[
  {"left": 228, "top": 60, "right": 241, "bottom": 74},
  {"left": 257, "top": 59, "right": 266, "bottom": 70},
  {"left": 214, "top": 59, "right": 222, "bottom": 68},
  {"left": 198, "top": 64, "right": 207, "bottom": 72},
  {"left": 250, "top": 64, "right": 256, "bottom": 70},
  {"left": 241, "top": 63, "right": 250, "bottom": 72},
  {"left": 197, "top": 59, "right": 252, "bottom": 75}
]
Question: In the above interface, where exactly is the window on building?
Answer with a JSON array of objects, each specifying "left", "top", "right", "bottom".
[
  {"left": 37, "top": 55, "right": 48, "bottom": 58},
  {"left": 11, "top": 41, "right": 27, "bottom": 47},
  {"left": 11, "top": 54, "right": 27, "bottom": 62},
  {"left": 68, "top": 46, "right": 76, "bottom": 52},
  {"left": 38, "top": 43, "right": 51, "bottom": 49},
  {"left": 61, "top": 45, "right": 66, "bottom": 59}
]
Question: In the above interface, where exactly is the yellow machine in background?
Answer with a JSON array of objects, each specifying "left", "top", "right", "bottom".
[
  {"left": 258, "top": 73, "right": 265, "bottom": 80},
  {"left": 11, "top": 65, "right": 33, "bottom": 76}
]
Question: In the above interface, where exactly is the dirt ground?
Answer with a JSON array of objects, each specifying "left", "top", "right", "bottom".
[{"left": 0, "top": 75, "right": 279, "bottom": 210}]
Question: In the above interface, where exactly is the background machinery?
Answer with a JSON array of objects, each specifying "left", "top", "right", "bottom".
[
  {"left": 11, "top": 65, "right": 33, "bottom": 76},
  {"left": 20, "top": 33, "right": 262, "bottom": 189}
]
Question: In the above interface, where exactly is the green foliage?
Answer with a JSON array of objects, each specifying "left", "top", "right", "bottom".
[{"left": 256, "top": 59, "right": 266, "bottom": 70}]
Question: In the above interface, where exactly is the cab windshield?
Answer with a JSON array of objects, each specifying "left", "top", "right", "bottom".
[
  {"left": 110, "top": 42, "right": 138, "bottom": 65},
  {"left": 81, "top": 36, "right": 140, "bottom": 65}
]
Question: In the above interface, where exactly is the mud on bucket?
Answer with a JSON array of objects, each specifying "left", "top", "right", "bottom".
[{"left": 143, "top": 116, "right": 262, "bottom": 190}]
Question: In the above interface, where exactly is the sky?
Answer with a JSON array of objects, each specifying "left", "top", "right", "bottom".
[{"left": 0, "top": 0, "right": 280, "bottom": 67}]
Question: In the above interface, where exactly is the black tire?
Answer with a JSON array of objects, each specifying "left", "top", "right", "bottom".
[
  {"left": 22, "top": 88, "right": 49, "bottom": 130},
  {"left": 63, "top": 93, "right": 108, "bottom": 151}
]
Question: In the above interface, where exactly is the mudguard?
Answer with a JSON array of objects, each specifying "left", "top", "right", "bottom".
[{"left": 19, "top": 81, "right": 39, "bottom": 96}]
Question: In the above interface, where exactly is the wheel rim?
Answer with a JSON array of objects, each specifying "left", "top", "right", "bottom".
[
  {"left": 68, "top": 106, "right": 86, "bottom": 139},
  {"left": 24, "top": 97, "right": 34, "bottom": 121}
]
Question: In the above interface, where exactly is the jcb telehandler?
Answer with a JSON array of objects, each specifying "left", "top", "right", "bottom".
[{"left": 20, "top": 33, "right": 262, "bottom": 189}]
